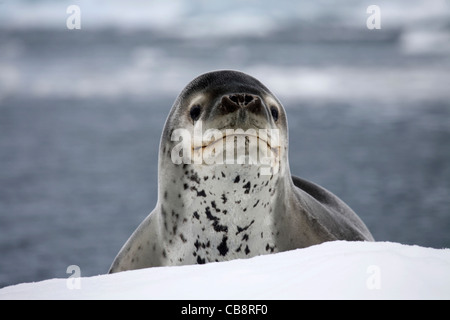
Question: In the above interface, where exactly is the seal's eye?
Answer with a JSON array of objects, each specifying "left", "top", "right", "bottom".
[
  {"left": 189, "top": 105, "right": 202, "bottom": 122},
  {"left": 270, "top": 106, "right": 279, "bottom": 122}
]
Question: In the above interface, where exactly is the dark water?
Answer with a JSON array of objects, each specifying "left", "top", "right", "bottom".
[{"left": 1, "top": 23, "right": 450, "bottom": 288}]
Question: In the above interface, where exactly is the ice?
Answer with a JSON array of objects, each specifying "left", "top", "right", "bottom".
[{"left": 1, "top": 241, "right": 449, "bottom": 300}]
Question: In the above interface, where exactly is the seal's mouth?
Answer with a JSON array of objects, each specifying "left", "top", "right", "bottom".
[
  {"left": 192, "top": 132, "right": 279, "bottom": 156},
  {"left": 192, "top": 133, "right": 279, "bottom": 154},
  {"left": 190, "top": 130, "right": 281, "bottom": 174}
]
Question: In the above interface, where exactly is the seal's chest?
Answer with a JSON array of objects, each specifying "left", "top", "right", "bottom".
[
  {"left": 163, "top": 166, "right": 280, "bottom": 265},
  {"left": 189, "top": 198, "right": 277, "bottom": 264}
]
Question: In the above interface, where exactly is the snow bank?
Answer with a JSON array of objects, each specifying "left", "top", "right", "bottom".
[{"left": 1, "top": 241, "right": 449, "bottom": 300}]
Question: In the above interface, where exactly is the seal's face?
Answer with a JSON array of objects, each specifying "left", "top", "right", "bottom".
[{"left": 161, "top": 70, "right": 288, "bottom": 174}]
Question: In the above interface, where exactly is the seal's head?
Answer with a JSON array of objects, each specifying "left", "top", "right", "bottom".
[{"left": 160, "top": 70, "right": 289, "bottom": 180}]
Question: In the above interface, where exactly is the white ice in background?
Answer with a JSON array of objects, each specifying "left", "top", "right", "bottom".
[
  {"left": 0, "top": 0, "right": 448, "bottom": 33},
  {"left": 1, "top": 241, "right": 449, "bottom": 300},
  {"left": 0, "top": 0, "right": 449, "bottom": 102}
]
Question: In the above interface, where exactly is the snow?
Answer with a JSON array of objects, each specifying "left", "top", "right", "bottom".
[{"left": 1, "top": 241, "right": 449, "bottom": 300}]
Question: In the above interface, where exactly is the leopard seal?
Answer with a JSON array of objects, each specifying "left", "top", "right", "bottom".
[{"left": 109, "top": 70, "right": 373, "bottom": 273}]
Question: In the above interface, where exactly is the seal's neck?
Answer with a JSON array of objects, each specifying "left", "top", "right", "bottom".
[{"left": 157, "top": 163, "right": 284, "bottom": 265}]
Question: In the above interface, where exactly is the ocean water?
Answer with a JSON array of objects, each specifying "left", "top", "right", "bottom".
[{"left": 1, "top": 0, "right": 450, "bottom": 288}]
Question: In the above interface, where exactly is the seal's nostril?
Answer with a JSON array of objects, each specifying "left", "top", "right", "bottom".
[
  {"left": 220, "top": 96, "right": 240, "bottom": 114},
  {"left": 244, "top": 95, "right": 254, "bottom": 105},
  {"left": 229, "top": 95, "right": 239, "bottom": 104},
  {"left": 246, "top": 97, "right": 262, "bottom": 114}
]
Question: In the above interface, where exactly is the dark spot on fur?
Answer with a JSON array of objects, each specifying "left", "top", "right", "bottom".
[
  {"left": 236, "top": 244, "right": 242, "bottom": 252},
  {"left": 162, "top": 250, "right": 167, "bottom": 258},
  {"left": 236, "top": 220, "right": 255, "bottom": 235},
  {"left": 190, "top": 172, "right": 200, "bottom": 184},
  {"left": 180, "top": 233, "right": 187, "bottom": 243},
  {"left": 204, "top": 176, "right": 209, "bottom": 181},
  {"left": 243, "top": 181, "right": 251, "bottom": 194},
  {"left": 205, "top": 207, "right": 228, "bottom": 232},
  {"left": 222, "top": 210, "right": 228, "bottom": 215},
  {"left": 183, "top": 183, "right": 189, "bottom": 190},
  {"left": 164, "top": 191, "right": 168, "bottom": 199},
  {"left": 242, "top": 234, "right": 249, "bottom": 241},
  {"left": 253, "top": 200, "right": 260, "bottom": 207},
  {"left": 194, "top": 239, "right": 201, "bottom": 251},
  {"left": 211, "top": 201, "right": 220, "bottom": 212},
  {"left": 245, "top": 245, "right": 250, "bottom": 255},
  {"left": 197, "top": 189, "right": 207, "bottom": 197},
  {"left": 193, "top": 211, "right": 200, "bottom": 220},
  {"left": 221, "top": 193, "right": 227, "bottom": 204},
  {"left": 217, "top": 235, "right": 229, "bottom": 256},
  {"left": 197, "top": 256, "right": 206, "bottom": 264},
  {"left": 234, "top": 175, "right": 240, "bottom": 183},
  {"left": 205, "top": 207, "right": 213, "bottom": 219},
  {"left": 221, "top": 171, "right": 226, "bottom": 178}
]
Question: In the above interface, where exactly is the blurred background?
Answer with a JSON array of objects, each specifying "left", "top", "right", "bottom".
[{"left": 1, "top": 0, "right": 449, "bottom": 288}]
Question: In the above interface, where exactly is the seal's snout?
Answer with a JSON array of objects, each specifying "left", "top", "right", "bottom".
[{"left": 219, "top": 93, "right": 263, "bottom": 116}]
